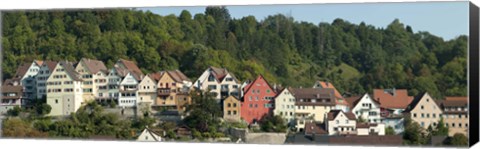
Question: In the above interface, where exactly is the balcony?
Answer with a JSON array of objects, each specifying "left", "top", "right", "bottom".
[
  {"left": 221, "top": 87, "right": 229, "bottom": 92},
  {"left": 157, "top": 88, "right": 172, "bottom": 96},
  {"left": 1, "top": 99, "right": 21, "bottom": 106}
]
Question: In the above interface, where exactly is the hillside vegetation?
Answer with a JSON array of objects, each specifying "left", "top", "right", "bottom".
[{"left": 1, "top": 7, "right": 467, "bottom": 98}]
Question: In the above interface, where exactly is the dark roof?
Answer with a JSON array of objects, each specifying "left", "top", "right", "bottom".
[
  {"left": 116, "top": 59, "right": 144, "bottom": 80},
  {"left": 80, "top": 58, "right": 107, "bottom": 74},
  {"left": 356, "top": 123, "right": 378, "bottom": 128},
  {"left": 143, "top": 127, "right": 163, "bottom": 141},
  {"left": 373, "top": 89, "right": 413, "bottom": 109},
  {"left": 165, "top": 70, "right": 190, "bottom": 82},
  {"left": 3, "top": 78, "right": 21, "bottom": 86},
  {"left": 1, "top": 85, "right": 23, "bottom": 99},
  {"left": 315, "top": 81, "right": 343, "bottom": 99},
  {"left": 442, "top": 97, "right": 468, "bottom": 107},
  {"left": 14, "top": 63, "right": 31, "bottom": 78},
  {"left": 304, "top": 122, "right": 328, "bottom": 135},
  {"left": 327, "top": 110, "right": 356, "bottom": 121},
  {"left": 291, "top": 88, "right": 336, "bottom": 106},
  {"left": 345, "top": 95, "right": 362, "bottom": 109},
  {"left": 404, "top": 92, "right": 428, "bottom": 113},
  {"left": 59, "top": 61, "right": 82, "bottom": 81}
]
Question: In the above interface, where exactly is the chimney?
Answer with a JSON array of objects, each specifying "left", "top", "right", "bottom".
[
  {"left": 392, "top": 88, "right": 396, "bottom": 96},
  {"left": 273, "top": 83, "right": 277, "bottom": 90}
]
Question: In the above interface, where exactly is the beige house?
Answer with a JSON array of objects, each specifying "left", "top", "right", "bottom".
[
  {"left": 46, "top": 61, "right": 84, "bottom": 116},
  {"left": 290, "top": 88, "right": 336, "bottom": 131},
  {"left": 438, "top": 97, "right": 468, "bottom": 136},
  {"left": 404, "top": 92, "right": 443, "bottom": 130},
  {"left": 137, "top": 75, "right": 157, "bottom": 115},
  {"left": 75, "top": 58, "right": 108, "bottom": 102},
  {"left": 0, "top": 82, "right": 24, "bottom": 114},
  {"left": 137, "top": 127, "right": 163, "bottom": 142},
  {"left": 313, "top": 81, "right": 349, "bottom": 112},
  {"left": 152, "top": 70, "right": 192, "bottom": 112},
  {"left": 223, "top": 95, "right": 241, "bottom": 122},
  {"left": 326, "top": 110, "right": 357, "bottom": 135},
  {"left": 273, "top": 87, "right": 296, "bottom": 125},
  {"left": 356, "top": 123, "right": 385, "bottom": 136}
]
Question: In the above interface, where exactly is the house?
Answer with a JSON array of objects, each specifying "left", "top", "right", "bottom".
[
  {"left": 373, "top": 88, "right": 413, "bottom": 134},
  {"left": 240, "top": 75, "right": 277, "bottom": 124},
  {"left": 192, "top": 66, "right": 241, "bottom": 101},
  {"left": 115, "top": 59, "right": 144, "bottom": 80},
  {"left": 325, "top": 110, "right": 357, "bottom": 135},
  {"left": 0, "top": 85, "right": 24, "bottom": 114},
  {"left": 290, "top": 88, "right": 336, "bottom": 131},
  {"left": 313, "top": 81, "right": 349, "bottom": 112},
  {"left": 223, "top": 95, "right": 242, "bottom": 122},
  {"left": 136, "top": 75, "right": 157, "bottom": 115},
  {"left": 118, "top": 72, "right": 140, "bottom": 107},
  {"left": 13, "top": 60, "right": 43, "bottom": 100},
  {"left": 273, "top": 87, "right": 296, "bottom": 125},
  {"left": 175, "top": 125, "right": 192, "bottom": 138},
  {"left": 137, "top": 127, "right": 163, "bottom": 142},
  {"left": 36, "top": 60, "right": 57, "bottom": 99},
  {"left": 46, "top": 61, "right": 84, "bottom": 116},
  {"left": 304, "top": 122, "right": 328, "bottom": 136},
  {"left": 74, "top": 58, "right": 108, "bottom": 102},
  {"left": 404, "top": 92, "right": 442, "bottom": 130},
  {"left": 346, "top": 93, "right": 381, "bottom": 123},
  {"left": 153, "top": 70, "right": 192, "bottom": 112},
  {"left": 437, "top": 96, "right": 468, "bottom": 136},
  {"left": 105, "top": 66, "right": 123, "bottom": 102},
  {"left": 356, "top": 123, "right": 385, "bottom": 136}
]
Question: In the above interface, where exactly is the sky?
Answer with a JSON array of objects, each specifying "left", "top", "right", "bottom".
[{"left": 140, "top": 1, "right": 469, "bottom": 41}]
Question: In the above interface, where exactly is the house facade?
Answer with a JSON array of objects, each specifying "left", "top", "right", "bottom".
[
  {"left": 75, "top": 58, "right": 108, "bottom": 102},
  {"left": 346, "top": 93, "right": 381, "bottom": 123},
  {"left": 137, "top": 75, "right": 157, "bottom": 114},
  {"left": 154, "top": 70, "right": 192, "bottom": 112},
  {"left": 192, "top": 66, "right": 241, "bottom": 101},
  {"left": 137, "top": 127, "right": 163, "bottom": 142},
  {"left": 326, "top": 110, "right": 357, "bottom": 135},
  {"left": 14, "top": 60, "right": 43, "bottom": 100},
  {"left": 223, "top": 95, "right": 241, "bottom": 122},
  {"left": 273, "top": 88, "right": 296, "bottom": 125},
  {"left": 356, "top": 123, "right": 386, "bottom": 136},
  {"left": 404, "top": 92, "right": 443, "bottom": 130},
  {"left": 313, "top": 81, "right": 349, "bottom": 112},
  {"left": 46, "top": 61, "right": 84, "bottom": 116},
  {"left": 118, "top": 72, "right": 139, "bottom": 107},
  {"left": 291, "top": 88, "right": 336, "bottom": 131},
  {"left": 0, "top": 85, "right": 24, "bottom": 114},
  {"left": 36, "top": 61, "right": 57, "bottom": 99},
  {"left": 106, "top": 67, "right": 123, "bottom": 102},
  {"left": 240, "top": 75, "right": 277, "bottom": 124},
  {"left": 438, "top": 97, "right": 468, "bottom": 136}
]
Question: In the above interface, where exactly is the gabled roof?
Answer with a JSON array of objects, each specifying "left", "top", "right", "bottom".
[
  {"left": 327, "top": 109, "right": 356, "bottom": 121},
  {"left": 140, "top": 127, "right": 163, "bottom": 141},
  {"left": 43, "top": 60, "right": 58, "bottom": 72},
  {"left": 225, "top": 95, "right": 241, "bottom": 102},
  {"left": 116, "top": 59, "right": 144, "bottom": 80},
  {"left": 34, "top": 60, "right": 44, "bottom": 66},
  {"left": 58, "top": 61, "right": 82, "bottom": 81},
  {"left": 274, "top": 87, "right": 289, "bottom": 98},
  {"left": 158, "top": 70, "right": 190, "bottom": 83},
  {"left": 14, "top": 63, "right": 31, "bottom": 78},
  {"left": 3, "top": 78, "right": 21, "bottom": 86},
  {"left": 242, "top": 75, "right": 275, "bottom": 94},
  {"left": 148, "top": 72, "right": 163, "bottom": 82},
  {"left": 404, "top": 92, "right": 429, "bottom": 113},
  {"left": 345, "top": 94, "right": 380, "bottom": 109},
  {"left": 314, "top": 81, "right": 343, "bottom": 98},
  {"left": 80, "top": 58, "right": 107, "bottom": 74},
  {"left": 442, "top": 96, "right": 468, "bottom": 107},
  {"left": 373, "top": 89, "right": 413, "bottom": 109},
  {"left": 209, "top": 66, "right": 228, "bottom": 82}
]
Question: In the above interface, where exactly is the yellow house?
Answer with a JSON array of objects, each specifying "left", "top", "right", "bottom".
[
  {"left": 223, "top": 95, "right": 241, "bottom": 122},
  {"left": 152, "top": 70, "right": 192, "bottom": 112},
  {"left": 438, "top": 97, "right": 468, "bottom": 136},
  {"left": 75, "top": 58, "right": 107, "bottom": 102},
  {"left": 290, "top": 88, "right": 336, "bottom": 131}
]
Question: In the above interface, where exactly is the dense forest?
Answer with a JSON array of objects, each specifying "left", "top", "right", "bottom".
[{"left": 1, "top": 7, "right": 467, "bottom": 99}]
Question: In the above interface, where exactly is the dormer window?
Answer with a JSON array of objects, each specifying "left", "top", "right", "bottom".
[{"left": 208, "top": 74, "right": 215, "bottom": 82}]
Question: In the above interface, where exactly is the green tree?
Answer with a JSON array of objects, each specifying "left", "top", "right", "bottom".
[
  {"left": 7, "top": 106, "right": 22, "bottom": 117},
  {"left": 259, "top": 115, "right": 287, "bottom": 133},
  {"left": 447, "top": 133, "right": 468, "bottom": 146},
  {"left": 385, "top": 126, "right": 396, "bottom": 135},
  {"left": 183, "top": 89, "right": 222, "bottom": 133}
]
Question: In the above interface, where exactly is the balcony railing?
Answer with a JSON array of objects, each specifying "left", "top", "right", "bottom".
[{"left": 157, "top": 88, "right": 171, "bottom": 96}]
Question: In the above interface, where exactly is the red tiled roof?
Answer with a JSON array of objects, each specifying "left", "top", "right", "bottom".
[
  {"left": 373, "top": 89, "right": 413, "bottom": 109},
  {"left": 14, "top": 63, "right": 31, "bottom": 78},
  {"left": 316, "top": 81, "right": 343, "bottom": 98},
  {"left": 148, "top": 72, "right": 163, "bottom": 82},
  {"left": 117, "top": 59, "right": 144, "bottom": 79},
  {"left": 1, "top": 85, "right": 23, "bottom": 99},
  {"left": 3, "top": 78, "right": 21, "bottom": 86},
  {"left": 345, "top": 95, "right": 362, "bottom": 109},
  {"left": 43, "top": 60, "right": 58, "bottom": 72}
]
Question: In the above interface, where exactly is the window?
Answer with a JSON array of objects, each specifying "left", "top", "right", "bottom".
[
  {"left": 421, "top": 105, "right": 424, "bottom": 110},
  {"left": 426, "top": 114, "right": 430, "bottom": 118},
  {"left": 233, "top": 85, "right": 238, "bottom": 89},
  {"left": 421, "top": 122, "right": 424, "bottom": 127},
  {"left": 226, "top": 78, "right": 233, "bottom": 81},
  {"left": 433, "top": 114, "right": 436, "bottom": 118},
  {"left": 233, "top": 110, "right": 237, "bottom": 115},
  {"left": 55, "top": 99, "right": 58, "bottom": 104},
  {"left": 249, "top": 104, "right": 253, "bottom": 108},
  {"left": 233, "top": 103, "right": 237, "bottom": 107},
  {"left": 254, "top": 104, "right": 258, "bottom": 108},
  {"left": 336, "top": 120, "right": 339, "bottom": 124},
  {"left": 452, "top": 123, "right": 455, "bottom": 128},
  {"left": 227, "top": 111, "right": 231, "bottom": 115},
  {"left": 346, "top": 120, "right": 349, "bottom": 124},
  {"left": 255, "top": 96, "right": 259, "bottom": 101},
  {"left": 421, "top": 113, "right": 424, "bottom": 118},
  {"left": 208, "top": 85, "right": 217, "bottom": 90},
  {"left": 459, "top": 123, "right": 462, "bottom": 128},
  {"left": 266, "top": 89, "right": 270, "bottom": 93},
  {"left": 249, "top": 96, "right": 252, "bottom": 101},
  {"left": 228, "top": 103, "right": 231, "bottom": 107}
]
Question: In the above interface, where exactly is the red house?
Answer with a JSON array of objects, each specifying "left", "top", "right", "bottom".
[{"left": 241, "top": 75, "right": 277, "bottom": 124}]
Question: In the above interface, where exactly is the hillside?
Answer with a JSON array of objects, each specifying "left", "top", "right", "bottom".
[{"left": 1, "top": 7, "right": 467, "bottom": 98}]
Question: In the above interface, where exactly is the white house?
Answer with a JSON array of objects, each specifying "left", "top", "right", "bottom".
[
  {"left": 346, "top": 93, "right": 381, "bottom": 123},
  {"left": 137, "top": 75, "right": 157, "bottom": 115},
  {"left": 137, "top": 127, "right": 163, "bottom": 142},
  {"left": 356, "top": 123, "right": 386, "bottom": 136},
  {"left": 106, "top": 67, "right": 122, "bottom": 101},
  {"left": 36, "top": 61, "right": 57, "bottom": 99},
  {"left": 273, "top": 87, "right": 296, "bottom": 125},
  {"left": 118, "top": 72, "right": 139, "bottom": 107},
  {"left": 14, "top": 60, "right": 43, "bottom": 100},
  {"left": 46, "top": 61, "right": 84, "bottom": 116},
  {"left": 326, "top": 110, "right": 357, "bottom": 135},
  {"left": 192, "top": 66, "right": 241, "bottom": 101}
]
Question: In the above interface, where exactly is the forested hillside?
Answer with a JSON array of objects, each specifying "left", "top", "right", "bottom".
[{"left": 1, "top": 7, "right": 467, "bottom": 98}]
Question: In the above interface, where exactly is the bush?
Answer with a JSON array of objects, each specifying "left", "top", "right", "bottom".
[
  {"left": 213, "top": 132, "right": 225, "bottom": 138},
  {"left": 202, "top": 132, "right": 211, "bottom": 138},
  {"left": 109, "top": 101, "right": 116, "bottom": 108},
  {"left": 36, "top": 104, "right": 51, "bottom": 116},
  {"left": 192, "top": 129, "right": 203, "bottom": 139},
  {"left": 7, "top": 106, "right": 22, "bottom": 117}
]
